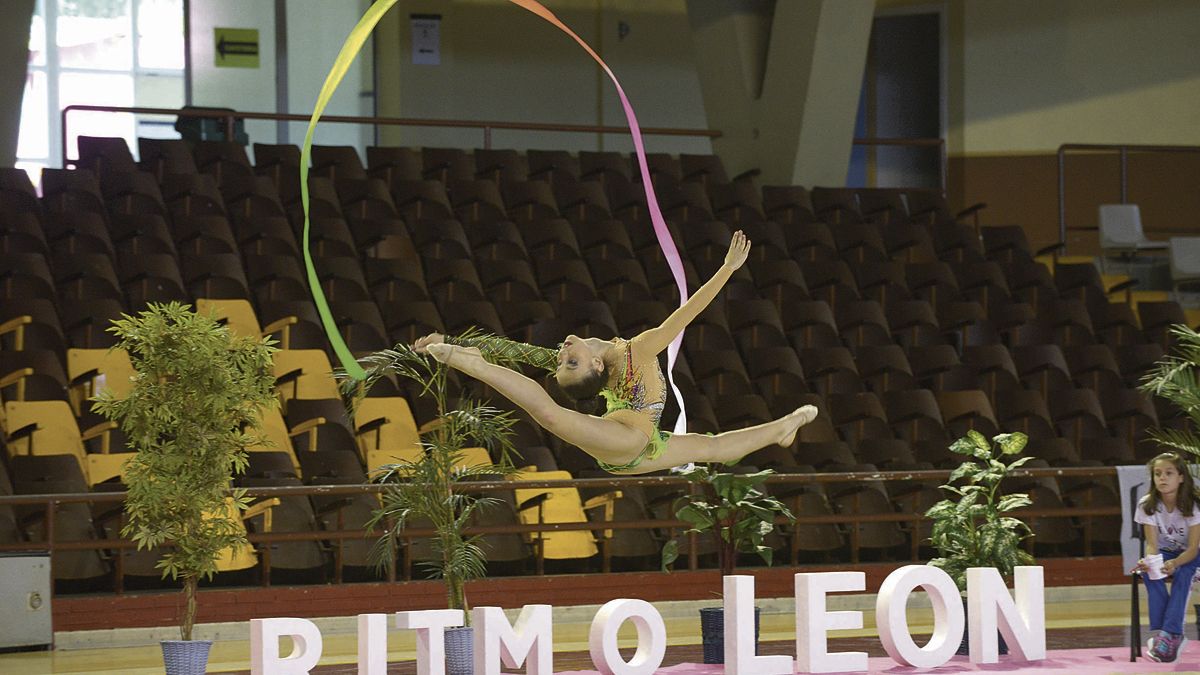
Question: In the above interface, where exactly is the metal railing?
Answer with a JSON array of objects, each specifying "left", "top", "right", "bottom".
[
  {"left": 0, "top": 466, "right": 1123, "bottom": 595},
  {"left": 1056, "top": 143, "right": 1200, "bottom": 248},
  {"left": 852, "top": 137, "right": 947, "bottom": 192},
  {"left": 60, "top": 104, "right": 722, "bottom": 167}
]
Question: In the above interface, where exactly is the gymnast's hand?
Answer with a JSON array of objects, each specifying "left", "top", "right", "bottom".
[
  {"left": 413, "top": 332, "right": 446, "bottom": 354},
  {"left": 723, "top": 230, "right": 750, "bottom": 271}
]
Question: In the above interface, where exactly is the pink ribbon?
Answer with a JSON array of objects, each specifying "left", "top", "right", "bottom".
[{"left": 507, "top": 0, "right": 690, "bottom": 434}]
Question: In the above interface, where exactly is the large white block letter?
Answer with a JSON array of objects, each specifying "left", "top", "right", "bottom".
[
  {"left": 357, "top": 614, "right": 388, "bottom": 675},
  {"left": 473, "top": 605, "right": 553, "bottom": 675},
  {"left": 395, "top": 609, "right": 464, "bottom": 675},
  {"left": 723, "top": 575, "right": 792, "bottom": 674},
  {"left": 250, "top": 617, "right": 323, "bottom": 675},
  {"left": 966, "top": 566, "right": 1045, "bottom": 663},
  {"left": 795, "top": 572, "right": 867, "bottom": 673},
  {"left": 588, "top": 599, "right": 666, "bottom": 675},
  {"left": 875, "top": 565, "right": 963, "bottom": 668}
]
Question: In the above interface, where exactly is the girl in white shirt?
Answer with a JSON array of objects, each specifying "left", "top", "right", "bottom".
[{"left": 1134, "top": 452, "right": 1200, "bottom": 662}]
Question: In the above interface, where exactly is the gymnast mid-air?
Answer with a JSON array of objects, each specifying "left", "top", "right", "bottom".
[{"left": 413, "top": 231, "right": 819, "bottom": 474}]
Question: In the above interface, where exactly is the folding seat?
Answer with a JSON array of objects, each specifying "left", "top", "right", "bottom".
[
  {"left": 41, "top": 168, "right": 106, "bottom": 218},
  {"left": 793, "top": 440, "right": 857, "bottom": 471},
  {"left": 0, "top": 213, "right": 45, "bottom": 257},
  {"left": 853, "top": 261, "right": 910, "bottom": 307},
  {"left": 853, "top": 437, "right": 918, "bottom": 469},
  {"left": 527, "top": 149, "right": 580, "bottom": 188},
  {"left": 0, "top": 298, "right": 66, "bottom": 354},
  {"left": 1055, "top": 262, "right": 1137, "bottom": 318},
  {"left": 138, "top": 138, "right": 198, "bottom": 179},
  {"left": 726, "top": 298, "right": 787, "bottom": 350},
  {"left": 937, "top": 300, "right": 1001, "bottom": 350},
  {"left": 548, "top": 301, "right": 620, "bottom": 340},
  {"left": 310, "top": 145, "right": 368, "bottom": 181},
  {"left": 410, "top": 217, "right": 473, "bottom": 261},
  {"left": 987, "top": 299, "right": 1036, "bottom": 345},
  {"left": 709, "top": 181, "right": 766, "bottom": 225},
  {"left": 904, "top": 190, "right": 987, "bottom": 230},
  {"left": 857, "top": 189, "right": 908, "bottom": 225},
  {"left": 905, "top": 262, "right": 960, "bottom": 308},
  {"left": 799, "top": 346, "right": 863, "bottom": 395},
  {"left": 762, "top": 185, "right": 819, "bottom": 225},
  {"left": 952, "top": 261, "right": 1009, "bottom": 313},
  {"left": 98, "top": 170, "right": 167, "bottom": 219},
  {"left": 714, "top": 393, "right": 774, "bottom": 432},
  {"left": 606, "top": 180, "right": 652, "bottom": 226},
  {"left": 327, "top": 300, "right": 390, "bottom": 353},
  {"left": 352, "top": 395, "right": 423, "bottom": 471},
  {"left": 883, "top": 390, "right": 949, "bottom": 446},
  {"left": 283, "top": 397, "right": 363, "bottom": 456},
  {"left": 1023, "top": 482, "right": 1080, "bottom": 555},
  {"left": 810, "top": 187, "right": 863, "bottom": 225},
  {"left": 0, "top": 167, "right": 44, "bottom": 216},
  {"left": 511, "top": 468, "right": 624, "bottom": 572},
  {"left": 610, "top": 299, "right": 669, "bottom": 338},
  {"left": 885, "top": 299, "right": 944, "bottom": 349},
  {"left": 195, "top": 141, "right": 255, "bottom": 184},
  {"left": 223, "top": 173, "right": 286, "bottom": 222},
  {"left": 504, "top": 181, "right": 559, "bottom": 224},
  {"left": 781, "top": 490, "right": 846, "bottom": 563},
  {"left": 644, "top": 256, "right": 701, "bottom": 307},
  {"left": 828, "top": 392, "right": 892, "bottom": 446},
  {"left": 906, "top": 344, "right": 975, "bottom": 391},
  {"left": 554, "top": 181, "right": 612, "bottom": 224},
  {"left": 854, "top": 345, "right": 916, "bottom": 394},
  {"left": 238, "top": 473, "right": 328, "bottom": 583},
  {"left": 477, "top": 258, "right": 542, "bottom": 303},
  {"left": 829, "top": 482, "right": 907, "bottom": 559},
  {"left": 931, "top": 222, "right": 986, "bottom": 263},
  {"left": 377, "top": 299, "right": 443, "bottom": 346},
  {"left": 835, "top": 300, "right": 893, "bottom": 350},
  {"left": 1043, "top": 298, "right": 1098, "bottom": 347},
  {"left": 391, "top": 179, "right": 454, "bottom": 224},
  {"left": 993, "top": 389, "right": 1057, "bottom": 441},
  {"left": 273, "top": 349, "right": 340, "bottom": 409},
  {"left": 750, "top": 258, "right": 809, "bottom": 309},
  {"left": 9, "top": 454, "right": 110, "bottom": 589},
  {"left": 802, "top": 260, "right": 859, "bottom": 308},
  {"left": 1065, "top": 344, "right": 1122, "bottom": 392},
  {"left": 109, "top": 212, "right": 177, "bottom": 257},
  {"left": 1001, "top": 258, "right": 1057, "bottom": 311},
  {"left": 422, "top": 147, "right": 476, "bottom": 183},
  {"left": 743, "top": 346, "right": 807, "bottom": 402},
  {"left": 366, "top": 146, "right": 423, "bottom": 185},
  {"left": 673, "top": 303, "right": 732, "bottom": 352},
  {"left": 467, "top": 219, "right": 529, "bottom": 261},
  {"left": 118, "top": 252, "right": 189, "bottom": 310},
  {"left": 182, "top": 253, "right": 250, "bottom": 300},
  {"left": 656, "top": 182, "right": 713, "bottom": 224},
  {"left": 590, "top": 258, "right": 653, "bottom": 304},
  {"left": 575, "top": 219, "right": 635, "bottom": 261},
  {"left": 1138, "top": 301, "right": 1188, "bottom": 350},
  {"left": 832, "top": 222, "right": 889, "bottom": 265},
  {"left": 688, "top": 349, "right": 754, "bottom": 398},
  {"left": 243, "top": 253, "right": 308, "bottom": 305},
  {"left": 334, "top": 177, "right": 406, "bottom": 235},
  {"left": 1116, "top": 342, "right": 1164, "bottom": 387},
  {"left": 256, "top": 300, "right": 328, "bottom": 352},
  {"left": 681, "top": 220, "right": 732, "bottom": 264},
  {"left": 637, "top": 152, "right": 681, "bottom": 189},
  {"left": 1011, "top": 344, "right": 1074, "bottom": 396},
  {"left": 522, "top": 217, "right": 582, "bottom": 261},
  {"left": 882, "top": 221, "right": 938, "bottom": 265},
  {"left": 1023, "top": 437, "right": 1081, "bottom": 466},
  {"left": 3, "top": 400, "right": 104, "bottom": 482},
  {"left": 59, "top": 297, "right": 123, "bottom": 349},
  {"left": 534, "top": 258, "right": 598, "bottom": 305},
  {"left": 439, "top": 300, "right": 506, "bottom": 339},
  {"left": 787, "top": 221, "right": 842, "bottom": 263},
  {"left": 783, "top": 300, "right": 841, "bottom": 350},
  {"left": 77, "top": 135, "right": 137, "bottom": 175},
  {"left": 66, "top": 347, "right": 135, "bottom": 414},
  {"left": 579, "top": 151, "right": 632, "bottom": 189},
  {"left": 1092, "top": 301, "right": 1142, "bottom": 349},
  {"left": 0, "top": 350, "right": 69, "bottom": 404},
  {"left": 1047, "top": 388, "right": 1109, "bottom": 449},
  {"left": 168, "top": 213, "right": 237, "bottom": 256},
  {"left": 980, "top": 225, "right": 1063, "bottom": 265},
  {"left": 961, "top": 344, "right": 1021, "bottom": 401},
  {"left": 448, "top": 179, "right": 508, "bottom": 225},
  {"left": 935, "top": 390, "right": 998, "bottom": 439},
  {"left": 311, "top": 255, "right": 370, "bottom": 303},
  {"left": 1099, "top": 387, "right": 1158, "bottom": 452}
]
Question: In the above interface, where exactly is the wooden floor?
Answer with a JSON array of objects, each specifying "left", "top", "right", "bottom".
[{"left": 0, "top": 590, "right": 1172, "bottom": 674}]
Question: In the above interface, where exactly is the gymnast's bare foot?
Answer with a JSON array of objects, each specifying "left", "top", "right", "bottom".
[{"left": 777, "top": 405, "right": 818, "bottom": 446}]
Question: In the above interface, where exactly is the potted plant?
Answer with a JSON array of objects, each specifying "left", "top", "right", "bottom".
[
  {"left": 1138, "top": 324, "right": 1200, "bottom": 632},
  {"left": 344, "top": 332, "right": 518, "bottom": 675},
  {"left": 92, "top": 302, "right": 278, "bottom": 675},
  {"left": 925, "top": 430, "right": 1035, "bottom": 654},
  {"left": 659, "top": 464, "right": 795, "bottom": 664}
]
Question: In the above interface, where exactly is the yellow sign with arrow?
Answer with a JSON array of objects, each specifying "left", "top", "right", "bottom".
[{"left": 214, "top": 28, "right": 260, "bottom": 68}]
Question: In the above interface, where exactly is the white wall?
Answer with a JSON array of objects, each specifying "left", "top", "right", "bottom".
[{"left": 950, "top": 0, "right": 1200, "bottom": 154}]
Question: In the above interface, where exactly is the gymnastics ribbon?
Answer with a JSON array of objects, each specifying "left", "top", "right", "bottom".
[{"left": 303, "top": 0, "right": 691, "bottom": 435}]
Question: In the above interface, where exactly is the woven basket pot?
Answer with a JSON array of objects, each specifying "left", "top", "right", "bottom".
[
  {"left": 699, "top": 606, "right": 760, "bottom": 664},
  {"left": 161, "top": 639, "right": 213, "bottom": 675},
  {"left": 445, "top": 625, "right": 474, "bottom": 675}
]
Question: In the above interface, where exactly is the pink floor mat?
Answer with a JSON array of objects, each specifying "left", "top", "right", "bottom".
[{"left": 554, "top": 647, "right": 1200, "bottom": 674}]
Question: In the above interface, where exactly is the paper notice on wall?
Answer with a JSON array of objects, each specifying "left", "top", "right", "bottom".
[
  {"left": 411, "top": 14, "right": 441, "bottom": 66},
  {"left": 1117, "top": 464, "right": 1149, "bottom": 573}
]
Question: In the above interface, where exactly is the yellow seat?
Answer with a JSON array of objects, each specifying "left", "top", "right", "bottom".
[
  {"left": 66, "top": 348, "right": 136, "bottom": 415},
  {"left": 272, "top": 349, "right": 340, "bottom": 409},
  {"left": 86, "top": 452, "right": 134, "bottom": 485},
  {"left": 510, "top": 469, "right": 621, "bottom": 564},
  {"left": 245, "top": 407, "right": 302, "bottom": 477},
  {"left": 196, "top": 298, "right": 303, "bottom": 347},
  {"left": 454, "top": 446, "right": 493, "bottom": 471},
  {"left": 354, "top": 396, "right": 423, "bottom": 472},
  {"left": 208, "top": 496, "right": 281, "bottom": 572},
  {"left": 2, "top": 400, "right": 112, "bottom": 484}
]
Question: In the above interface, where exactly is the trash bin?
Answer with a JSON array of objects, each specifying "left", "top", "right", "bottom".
[{"left": 0, "top": 553, "right": 52, "bottom": 649}]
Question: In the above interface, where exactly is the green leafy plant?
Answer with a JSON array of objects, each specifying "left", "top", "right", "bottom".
[
  {"left": 925, "top": 431, "right": 1035, "bottom": 591},
  {"left": 1139, "top": 324, "right": 1200, "bottom": 459},
  {"left": 342, "top": 331, "right": 517, "bottom": 618},
  {"left": 660, "top": 465, "right": 795, "bottom": 576},
  {"left": 92, "top": 302, "right": 277, "bottom": 641}
]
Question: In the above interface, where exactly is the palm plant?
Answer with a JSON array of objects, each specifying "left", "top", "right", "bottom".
[
  {"left": 1139, "top": 324, "right": 1200, "bottom": 459},
  {"left": 341, "top": 330, "right": 517, "bottom": 616}
]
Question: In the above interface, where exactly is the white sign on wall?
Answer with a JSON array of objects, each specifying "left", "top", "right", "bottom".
[{"left": 411, "top": 14, "right": 441, "bottom": 66}]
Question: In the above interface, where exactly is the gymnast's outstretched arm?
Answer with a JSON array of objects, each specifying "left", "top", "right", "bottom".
[
  {"left": 633, "top": 230, "right": 750, "bottom": 357},
  {"left": 414, "top": 332, "right": 558, "bottom": 372}
]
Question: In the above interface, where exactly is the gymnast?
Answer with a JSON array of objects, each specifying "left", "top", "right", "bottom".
[{"left": 413, "top": 231, "right": 819, "bottom": 474}]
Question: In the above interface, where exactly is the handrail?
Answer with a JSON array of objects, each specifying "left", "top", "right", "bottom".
[
  {"left": 852, "top": 136, "right": 947, "bottom": 192},
  {"left": 0, "top": 466, "right": 1124, "bottom": 591},
  {"left": 60, "top": 104, "right": 722, "bottom": 167},
  {"left": 1056, "top": 142, "right": 1200, "bottom": 250}
]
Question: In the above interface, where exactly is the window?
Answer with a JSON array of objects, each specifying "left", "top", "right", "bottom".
[{"left": 17, "top": 0, "right": 185, "bottom": 183}]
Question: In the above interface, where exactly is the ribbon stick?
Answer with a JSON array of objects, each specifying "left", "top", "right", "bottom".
[{"left": 303, "top": 0, "right": 690, "bottom": 434}]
